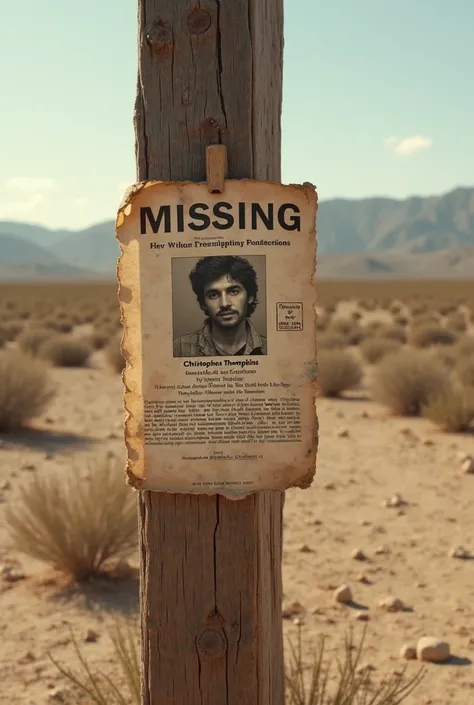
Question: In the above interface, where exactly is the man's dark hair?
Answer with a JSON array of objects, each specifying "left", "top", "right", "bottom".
[{"left": 189, "top": 255, "right": 259, "bottom": 317}]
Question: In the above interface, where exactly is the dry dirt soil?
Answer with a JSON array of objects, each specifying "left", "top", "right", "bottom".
[{"left": 0, "top": 337, "right": 473, "bottom": 704}]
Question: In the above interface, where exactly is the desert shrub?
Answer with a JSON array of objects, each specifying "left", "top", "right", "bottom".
[
  {"left": 410, "top": 325, "right": 457, "bottom": 348},
  {"left": 438, "top": 302, "right": 459, "bottom": 316},
  {"left": 389, "top": 300, "right": 403, "bottom": 315},
  {"left": 360, "top": 337, "right": 402, "bottom": 364},
  {"left": 106, "top": 335, "right": 125, "bottom": 373},
  {"left": 361, "top": 320, "right": 384, "bottom": 337},
  {"left": 350, "top": 310, "right": 362, "bottom": 321},
  {"left": 38, "top": 335, "right": 92, "bottom": 367},
  {"left": 17, "top": 327, "right": 55, "bottom": 355},
  {"left": 4, "top": 320, "right": 24, "bottom": 341},
  {"left": 317, "top": 332, "right": 347, "bottom": 351},
  {"left": 329, "top": 319, "right": 363, "bottom": 345},
  {"left": 432, "top": 345, "right": 457, "bottom": 370},
  {"left": 445, "top": 311, "right": 467, "bottom": 333},
  {"left": 411, "top": 312, "right": 440, "bottom": 328},
  {"left": 0, "top": 350, "right": 56, "bottom": 431},
  {"left": 393, "top": 313, "right": 409, "bottom": 327},
  {"left": 456, "top": 358, "right": 474, "bottom": 387},
  {"left": 423, "top": 386, "right": 474, "bottom": 433},
  {"left": 87, "top": 330, "right": 110, "bottom": 350},
  {"left": 371, "top": 349, "right": 450, "bottom": 416},
  {"left": 285, "top": 624, "right": 424, "bottom": 705},
  {"left": 5, "top": 456, "right": 137, "bottom": 581},
  {"left": 456, "top": 336, "right": 474, "bottom": 360},
  {"left": 378, "top": 324, "right": 407, "bottom": 343},
  {"left": 317, "top": 349, "right": 362, "bottom": 397}
]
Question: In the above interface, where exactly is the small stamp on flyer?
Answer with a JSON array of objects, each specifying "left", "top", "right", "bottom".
[{"left": 277, "top": 302, "right": 303, "bottom": 331}]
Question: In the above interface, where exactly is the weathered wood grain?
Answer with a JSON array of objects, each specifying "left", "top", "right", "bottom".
[{"left": 135, "top": 1, "right": 285, "bottom": 703}]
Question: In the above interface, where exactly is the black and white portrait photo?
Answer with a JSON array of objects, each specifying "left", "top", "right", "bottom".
[{"left": 172, "top": 255, "right": 267, "bottom": 357}]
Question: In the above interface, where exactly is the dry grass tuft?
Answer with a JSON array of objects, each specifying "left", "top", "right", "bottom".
[
  {"left": 50, "top": 620, "right": 140, "bottom": 705},
  {"left": 422, "top": 386, "right": 474, "bottom": 433},
  {"left": 17, "top": 327, "right": 55, "bottom": 355},
  {"left": 0, "top": 349, "right": 56, "bottom": 431},
  {"left": 5, "top": 457, "right": 137, "bottom": 581},
  {"left": 445, "top": 311, "right": 468, "bottom": 333},
  {"left": 360, "top": 337, "right": 402, "bottom": 364},
  {"left": 285, "top": 623, "right": 424, "bottom": 705},
  {"left": 38, "top": 334, "right": 92, "bottom": 367},
  {"left": 456, "top": 357, "right": 474, "bottom": 388},
  {"left": 317, "top": 349, "right": 362, "bottom": 398},
  {"left": 371, "top": 349, "right": 450, "bottom": 416},
  {"left": 410, "top": 325, "right": 457, "bottom": 348}
]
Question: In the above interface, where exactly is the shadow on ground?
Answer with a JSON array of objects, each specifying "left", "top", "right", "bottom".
[{"left": 0, "top": 428, "right": 100, "bottom": 453}]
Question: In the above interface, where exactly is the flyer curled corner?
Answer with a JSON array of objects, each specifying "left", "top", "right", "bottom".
[{"left": 115, "top": 181, "right": 153, "bottom": 489}]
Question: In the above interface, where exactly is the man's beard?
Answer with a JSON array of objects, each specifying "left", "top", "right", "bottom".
[{"left": 211, "top": 309, "right": 245, "bottom": 329}]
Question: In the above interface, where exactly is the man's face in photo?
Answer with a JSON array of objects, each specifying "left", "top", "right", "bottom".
[{"left": 203, "top": 274, "right": 253, "bottom": 329}]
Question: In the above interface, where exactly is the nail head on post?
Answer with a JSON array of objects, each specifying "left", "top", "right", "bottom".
[{"left": 206, "top": 145, "right": 227, "bottom": 194}]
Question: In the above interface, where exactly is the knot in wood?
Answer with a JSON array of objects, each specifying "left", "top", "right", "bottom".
[
  {"left": 196, "top": 628, "right": 227, "bottom": 659},
  {"left": 145, "top": 20, "right": 173, "bottom": 56},
  {"left": 187, "top": 8, "right": 212, "bottom": 34}
]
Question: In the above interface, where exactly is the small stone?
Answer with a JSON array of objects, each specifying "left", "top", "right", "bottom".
[
  {"left": 0, "top": 480, "right": 11, "bottom": 490},
  {"left": 449, "top": 545, "right": 470, "bottom": 559},
  {"left": 282, "top": 601, "right": 305, "bottom": 619},
  {"left": 84, "top": 629, "right": 99, "bottom": 643},
  {"left": 293, "top": 617, "right": 304, "bottom": 626},
  {"left": 299, "top": 544, "right": 312, "bottom": 553},
  {"left": 351, "top": 548, "right": 367, "bottom": 561},
  {"left": 323, "top": 482, "right": 336, "bottom": 490},
  {"left": 21, "top": 463, "right": 36, "bottom": 472},
  {"left": 354, "top": 611, "right": 370, "bottom": 621},
  {"left": 374, "top": 544, "right": 390, "bottom": 555},
  {"left": 379, "top": 596, "right": 405, "bottom": 612},
  {"left": 1, "top": 565, "right": 25, "bottom": 583},
  {"left": 356, "top": 663, "right": 375, "bottom": 675},
  {"left": 455, "top": 625, "right": 469, "bottom": 637},
  {"left": 107, "top": 431, "right": 119, "bottom": 440},
  {"left": 334, "top": 585, "right": 353, "bottom": 604},
  {"left": 461, "top": 456, "right": 474, "bottom": 474},
  {"left": 337, "top": 428, "right": 350, "bottom": 438},
  {"left": 48, "top": 687, "right": 68, "bottom": 702},
  {"left": 18, "top": 651, "right": 36, "bottom": 664},
  {"left": 44, "top": 452, "right": 54, "bottom": 460},
  {"left": 400, "top": 644, "right": 417, "bottom": 660},
  {"left": 357, "top": 573, "right": 370, "bottom": 584},
  {"left": 423, "top": 438, "right": 434, "bottom": 446},
  {"left": 387, "top": 493, "right": 404, "bottom": 507},
  {"left": 416, "top": 636, "right": 451, "bottom": 663},
  {"left": 360, "top": 411, "right": 370, "bottom": 419}
]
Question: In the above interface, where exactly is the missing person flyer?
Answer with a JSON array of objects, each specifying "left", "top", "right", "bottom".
[{"left": 116, "top": 179, "right": 318, "bottom": 498}]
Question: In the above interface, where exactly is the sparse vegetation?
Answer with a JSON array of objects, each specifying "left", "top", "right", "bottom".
[
  {"left": 422, "top": 386, "right": 474, "bottom": 433},
  {"left": 317, "top": 349, "right": 362, "bottom": 398},
  {"left": 0, "top": 349, "right": 56, "bottom": 431},
  {"left": 5, "top": 457, "right": 137, "bottom": 581},
  {"left": 106, "top": 335, "right": 125, "bottom": 373},
  {"left": 285, "top": 624, "right": 424, "bottom": 705},
  {"left": 410, "top": 325, "right": 457, "bottom": 348},
  {"left": 360, "top": 337, "right": 402, "bottom": 364},
  {"left": 38, "top": 334, "right": 93, "bottom": 367},
  {"left": 371, "top": 349, "right": 450, "bottom": 416},
  {"left": 17, "top": 327, "right": 55, "bottom": 355}
]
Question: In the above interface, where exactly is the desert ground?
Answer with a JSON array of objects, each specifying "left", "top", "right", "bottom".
[{"left": 0, "top": 280, "right": 473, "bottom": 704}]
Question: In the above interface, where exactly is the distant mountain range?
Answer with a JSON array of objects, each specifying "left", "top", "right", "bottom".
[{"left": 1, "top": 185, "right": 473, "bottom": 280}]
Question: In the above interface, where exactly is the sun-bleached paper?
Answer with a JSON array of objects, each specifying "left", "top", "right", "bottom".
[{"left": 116, "top": 179, "right": 318, "bottom": 498}]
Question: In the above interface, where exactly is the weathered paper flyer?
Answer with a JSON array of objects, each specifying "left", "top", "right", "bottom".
[{"left": 116, "top": 179, "right": 318, "bottom": 498}]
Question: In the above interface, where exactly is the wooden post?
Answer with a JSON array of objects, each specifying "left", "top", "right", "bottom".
[{"left": 134, "top": 2, "right": 285, "bottom": 703}]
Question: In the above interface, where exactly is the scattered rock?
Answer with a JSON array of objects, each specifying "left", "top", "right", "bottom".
[
  {"left": 323, "top": 482, "right": 336, "bottom": 490},
  {"left": 0, "top": 480, "right": 11, "bottom": 491},
  {"left": 461, "top": 456, "right": 474, "bottom": 474},
  {"left": 360, "top": 411, "right": 370, "bottom": 419},
  {"left": 299, "top": 544, "right": 313, "bottom": 553},
  {"left": 357, "top": 573, "right": 370, "bottom": 584},
  {"left": 21, "top": 463, "right": 36, "bottom": 472},
  {"left": 351, "top": 548, "right": 367, "bottom": 561},
  {"left": 17, "top": 651, "right": 36, "bottom": 664},
  {"left": 337, "top": 428, "right": 350, "bottom": 438},
  {"left": 293, "top": 617, "right": 304, "bottom": 626},
  {"left": 334, "top": 585, "right": 352, "bottom": 604},
  {"left": 379, "top": 596, "right": 405, "bottom": 612},
  {"left": 384, "top": 493, "right": 405, "bottom": 508},
  {"left": 374, "top": 544, "right": 390, "bottom": 555},
  {"left": 354, "top": 611, "right": 370, "bottom": 621},
  {"left": 84, "top": 629, "right": 99, "bottom": 643},
  {"left": 400, "top": 644, "right": 417, "bottom": 660},
  {"left": 455, "top": 625, "right": 469, "bottom": 637},
  {"left": 449, "top": 545, "right": 470, "bottom": 559},
  {"left": 48, "top": 687, "right": 68, "bottom": 702},
  {"left": 422, "top": 438, "right": 434, "bottom": 446},
  {"left": 1, "top": 565, "right": 25, "bottom": 583},
  {"left": 416, "top": 636, "right": 451, "bottom": 663},
  {"left": 360, "top": 520, "right": 371, "bottom": 526},
  {"left": 282, "top": 601, "right": 306, "bottom": 619}
]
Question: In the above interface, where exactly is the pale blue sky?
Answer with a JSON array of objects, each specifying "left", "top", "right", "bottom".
[{"left": 1, "top": 0, "right": 473, "bottom": 229}]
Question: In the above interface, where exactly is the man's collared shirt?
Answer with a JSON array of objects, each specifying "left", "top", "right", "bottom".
[{"left": 173, "top": 318, "right": 267, "bottom": 357}]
